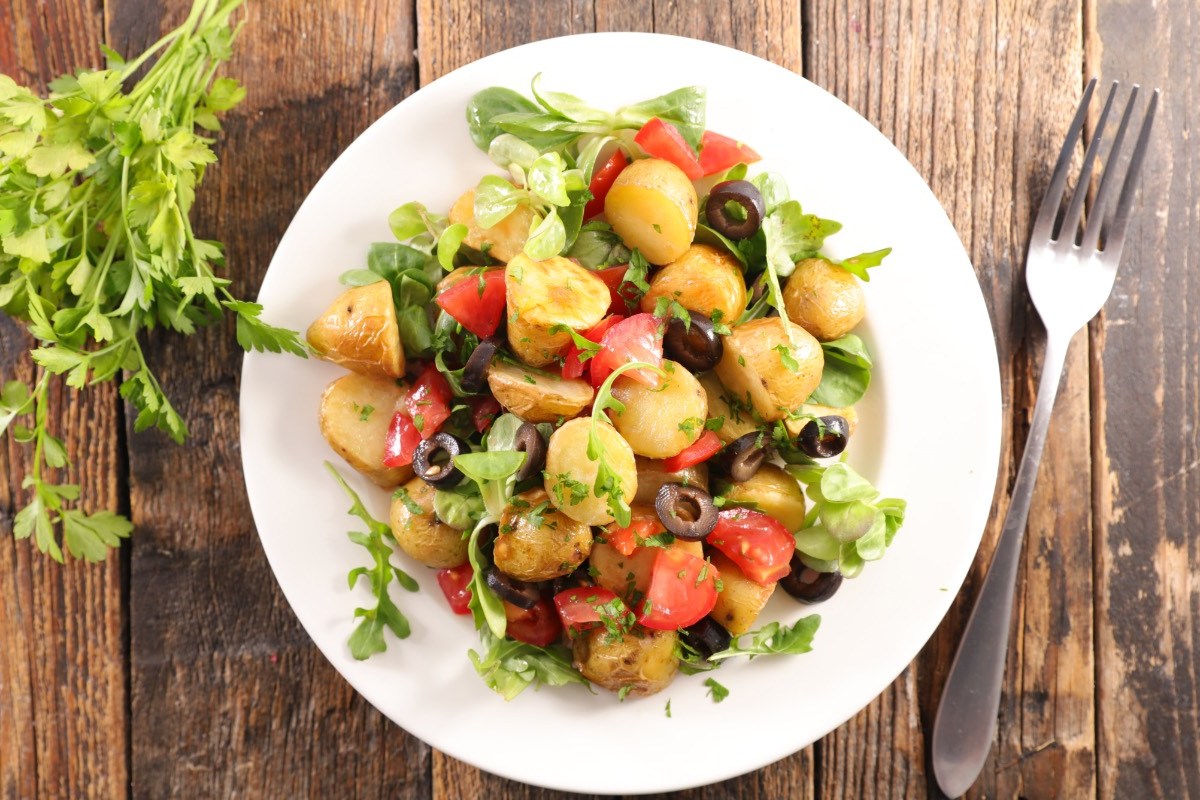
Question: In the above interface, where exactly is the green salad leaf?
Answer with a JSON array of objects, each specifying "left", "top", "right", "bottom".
[
  {"left": 809, "top": 334, "right": 873, "bottom": 407},
  {"left": 707, "top": 616, "right": 821, "bottom": 662},
  {"left": 469, "top": 627, "right": 588, "bottom": 700}
]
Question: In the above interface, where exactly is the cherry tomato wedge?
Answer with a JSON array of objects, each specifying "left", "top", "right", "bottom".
[
  {"left": 594, "top": 265, "right": 642, "bottom": 315},
  {"left": 697, "top": 130, "right": 762, "bottom": 176},
  {"left": 708, "top": 508, "right": 796, "bottom": 585},
  {"left": 553, "top": 587, "right": 630, "bottom": 632},
  {"left": 589, "top": 313, "right": 664, "bottom": 389},
  {"left": 602, "top": 516, "right": 662, "bottom": 557},
  {"left": 662, "top": 430, "right": 722, "bottom": 473},
  {"left": 637, "top": 548, "right": 720, "bottom": 631},
  {"left": 633, "top": 117, "right": 704, "bottom": 180},
  {"left": 382, "top": 411, "right": 421, "bottom": 467},
  {"left": 504, "top": 597, "right": 562, "bottom": 647},
  {"left": 435, "top": 268, "right": 506, "bottom": 338},
  {"left": 469, "top": 396, "right": 501, "bottom": 433},
  {"left": 562, "top": 314, "right": 624, "bottom": 380},
  {"left": 436, "top": 563, "right": 474, "bottom": 615},
  {"left": 584, "top": 149, "right": 629, "bottom": 220},
  {"left": 403, "top": 364, "right": 454, "bottom": 439}
]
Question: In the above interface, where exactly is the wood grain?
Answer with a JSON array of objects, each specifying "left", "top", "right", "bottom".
[
  {"left": 0, "top": 3, "right": 128, "bottom": 799},
  {"left": 1090, "top": 2, "right": 1200, "bottom": 798}
]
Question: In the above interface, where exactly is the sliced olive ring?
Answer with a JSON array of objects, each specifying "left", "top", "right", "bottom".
[
  {"left": 712, "top": 431, "right": 772, "bottom": 482},
  {"left": 461, "top": 337, "right": 499, "bottom": 394},
  {"left": 485, "top": 566, "right": 542, "bottom": 609},
  {"left": 779, "top": 553, "right": 843, "bottom": 604},
  {"left": 655, "top": 483, "right": 718, "bottom": 541},
  {"left": 514, "top": 422, "right": 547, "bottom": 482},
  {"left": 797, "top": 415, "right": 849, "bottom": 459},
  {"left": 681, "top": 616, "right": 733, "bottom": 660},
  {"left": 412, "top": 432, "right": 469, "bottom": 488},
  {"left": 705, "top": 180, "right": 766, "bottom": 240},
  {"left": 663, "top": 313, "right": 723, "bottom": 373}
]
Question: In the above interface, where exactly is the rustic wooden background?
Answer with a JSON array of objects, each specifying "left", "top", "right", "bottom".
[{"left": 1, "top": 0, "right": 1196, "bottom": 798}]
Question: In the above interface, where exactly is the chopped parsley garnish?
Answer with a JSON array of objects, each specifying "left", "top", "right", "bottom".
[{"left": 704, "top": 677, "right": 729, "bottom": 703}]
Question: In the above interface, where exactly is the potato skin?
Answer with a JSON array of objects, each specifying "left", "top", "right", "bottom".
[
  {"left": 590, "top": 536, "right": 704, "bottom": 603},
  {"left": 605, "top": 158, "right": 698, "bottom": 265},
  {"left": 634, "top": 457, "right": 708, "bottom": 505},
  {"left": 639, "top": 244, "right": 748, "bottom": 322},
  {"left": 717, "top": 464, "right": 807, "bottom": 532},
  {"left": 448, "top": 187, "right": 536, "bottom": 263},
  {"left": 715, "top": 317, "right": 824, "bottom": 422},
  {"left": 505, "top": 254, "right": 610, "bottom": 367},
  {"left": 783, "top": 258, "right": 866, "bottom": 342},
  {"left": 319, "top": 373, "right": 412, "bottom": 488},
  {"left": 544, "top": 418, "right": 637, "bottom": 526},
  {"left": 709, "top": 551, "right": 777, "bottom": 636},
  {"left": 494, "top": 489, "right": 593, "bottom": 581},
  {"left": 307, "top": 281, "right": 405, "bottom": 379},
  {"left": 607, "top": 361, "right": 707, "bottom": 459},
  {"left": 572, "top": 626, "right": 679, "bottom": 697},
  {"left": 698, "top": 372, "right": 762, "bottom": 444},
  {"left": 487, "top": 360, "right": 594, "bottom": 423},
  {"left": 389, "top": 477, "right": 468, "bottom": 568}
]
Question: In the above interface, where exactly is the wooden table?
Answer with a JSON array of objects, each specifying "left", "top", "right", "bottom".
[{"left": 2, "top": 1, "right": 1196, "bottom": 797}]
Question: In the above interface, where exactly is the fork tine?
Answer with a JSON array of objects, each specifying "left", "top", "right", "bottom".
[
  {"left": 1085, "top": 88, "right": 1159, "bottom": 255},
  {"left": 1031, "top": 78, "right": 1097, "bottom": 243},
  {"left": 1057, "top": 82, "right": 1119, "bottom": 244},
  {"left": 1078, "top": 85, "right": 1140, "bottom": 251}
]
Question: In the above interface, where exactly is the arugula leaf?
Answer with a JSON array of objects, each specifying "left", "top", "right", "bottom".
[
  {"left": 468, "top": 626, "right": 588, "bottom": 700},
  {"left": 707, "top": 616, "right": 821, "bottom": 662},
  {"left": 835, "top": 248, "right": 892, "bottom": 281}
]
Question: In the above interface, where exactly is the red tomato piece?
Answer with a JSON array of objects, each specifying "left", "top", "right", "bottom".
[
  {"left": 553, "top": 587, "right": 629, "bottom": 632},
  {"left": 469, "top": 396, "right": 501, "bottom": 433},
  {"left": 589, "top": 313, "right": 664, "bottom": 389},
  {"left": 504, "top": 598, "right": 562, "bottom": 647},
  {"left": 697, "top": 130, "right": 762, "bottom": 176},
  {"left": 594, "top": 265, "right": 643, "bottom": 315},
  {"left": 708, "top": 509, "right": 796, "bottom": 585},
  {"left": 382, "top": 411, "right": 421, "bottom": 467},
  {"left": 602, "top": 516, "right": 662, "bottom": 557},
  {"left": 435, "top": 268, "right": 506, "bottom": 338},
  {"left": 562, "top": 314, "right": 624, "bottom": 380},
  {"left": 633, "top": 118, "right": 704, "bottom": 180},
  {"left": 436, "top": 563, "right": 474, "bottom": 615},
  {"left": 637, "top": 548, "right": 720, "bottom": 631},
  {"left": 584, "top": 149, "right": 629, "bottom": 220},
  {"left": 404, "top": 364, "right": 454, "bottom": 439},
  {"left": 662, "top": 430, "right": 722, "bottom": 473}
]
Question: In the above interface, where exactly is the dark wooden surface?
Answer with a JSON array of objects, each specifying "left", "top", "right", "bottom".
[{"left": 1, "top": 1, "right": 1195, "bottom": 798}]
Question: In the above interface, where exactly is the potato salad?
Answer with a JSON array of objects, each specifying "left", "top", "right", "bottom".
[{"left": 309, "top": 76, "right": 906, "bottom": 701}]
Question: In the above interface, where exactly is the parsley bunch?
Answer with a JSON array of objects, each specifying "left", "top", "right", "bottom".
[{"left": 0, "top": 0, "right": 304, "bottom": 561}]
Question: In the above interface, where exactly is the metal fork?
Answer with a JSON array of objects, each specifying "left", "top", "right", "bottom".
[{"left": 931, "top": 79, "right": 1159, "bottom": 798}]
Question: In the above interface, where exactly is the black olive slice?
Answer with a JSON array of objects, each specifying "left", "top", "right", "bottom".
[
  {"left": 663, "top": 314, "right": 723, "bottom": 373},
  {"left": 797, "top": 415, "right": 849, "bottom": 459},
  {"left": 712, "top": 431, "right": 772, "bottom": 483},
  {"left": 705, "top": 180, "right": 766, "bottom": 240},
  {"left": 514, "top": 422, "right": 547, "bottom": 482},
  {"left": 779, "top": 552, "right": 843, "bottom": 603},
  {"left": 485, "top": 566, "right": 541, "bottom": 609},
  {"left": 681, "top": 616, "right": 733, "bottom": 660},
  {"left": 655, "top": 483, "right": 718, "bottom": 541},
  {"left": 461, "top": 337, "right": 499, "bottom": 394},
  {"left": 412, "top": 432, "right": 469, "bottom": 488}
]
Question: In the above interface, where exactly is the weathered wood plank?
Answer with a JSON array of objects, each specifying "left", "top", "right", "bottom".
[
  {"left": 107, "top": 2, "right": 429, "bottom": 797},
  {"left": 1090, "top": 1, "right": 1200, "bottom": 797},
  {"left": 0, "top": 3, "right": 128, "bottom": 799},
  {"left": 806, "top": 1, "right": 1095, "bottom": 798}
]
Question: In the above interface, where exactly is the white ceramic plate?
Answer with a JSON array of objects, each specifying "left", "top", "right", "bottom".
[{"left": 241, "top": 33, "right": 1000, "bottom": 795}]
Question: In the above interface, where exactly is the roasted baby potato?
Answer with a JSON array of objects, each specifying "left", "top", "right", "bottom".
[
  {"left": 783, "top": 257, "right": 866, "bottom": 341},
  {"left": 715, "top": 317, "right": 824, "bottom": 422},
  {"left": 639, "top": 244, "right": 748, "bottom": 322},
  {"left": 634, "top": 457, "right": 708, "bottom": 505},
  {"left": 590, "top": 537, "right": 704, "bottom": 603},
  {"left": 607, "top": 361, "right": 707, "bottom": 459},
  {"left": 783, "top": 402, "right": 859, "bottom": 440},
  {"left": 709, "top": 551, "right": 777, "bottom": 636},
  {"left": 389, "top": 477, "right": 468, "bottom": 568},
  {"left": 573, "top": 626, "right": 679, "bottom": 697},
  {"left": 544, "top": 418, "right": 637, "bottom": 526},
  {"left": 448, "top": 186, "right": 536, "bottom": 263},
  {"left": 716, "top": 464, "right": 807, "bottom": 532},
  {"left": 505, "top": 253, "right": 610, "bottom": 367},
  {"left": 487, "top": 360, "right": 594, "bottom": 423},
  {"left": 494, "top": 489, "right": 592, "bottom": 581},
  {"left": 604, "top": 158, "right": 698, "bottom": 265},
  {"left": 698, "top": 372, "right": 761, "bottom": 444},
  {"left": 307, "top": 281, "right": 405, "bottom": 379},
  {"left": 319, "top": 373, "right": 411, "bottom": 488}
]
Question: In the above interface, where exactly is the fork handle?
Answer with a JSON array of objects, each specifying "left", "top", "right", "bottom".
[{"left": 931, "top": 335, "right": 1070, "bottom": 798}]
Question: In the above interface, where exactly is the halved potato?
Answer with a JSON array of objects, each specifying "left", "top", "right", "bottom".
[
  {"left": 783, "top": 257, "right": 866, "bottom": 341},
  {"left": 634, "top": 457, "right": 708, "bottom": 505},
  {"left": 495, "top": 489, "right": 593, "bottom": 581},
  {"left": 605, "top": 158, "right": 698, "bottom": 265},
  {"left": 390, "top": 477, "right": 469, "bottom": 568},
  {"left": 715, "top": 317, "right": 824, "bottom": 422},
  {"left": 716, "top": 464, "right": 807, "bottom": 532},
  {"left": 783, "top": 402, "right": 859, "bottom": 440},
  {"left": 319, "top": 373, "right": 411, "bottom": 488},
  {"left": 486, "top": 359, "right": 594, "bottom": 423},
  {"left": 698, "top": 372, "right": 761, "bottom": 444},
  {"left": 639, "top": 244, "right": 747, "bottom": 322},
  {"left": 590, "top": 534, "right": 704, "bottom": 603},
  {"left": 709, "top": 551, "right": 776, "bottom": 636},
  {"left": 307, "top": 281, "right": 404, "bottom": 379},
  {"left": 544, "top": 418, "right": 637, "bottom": 526},
  {"left": 607, "top": 361, "right": 707, "bottom": 458},
  {"left": 448, "top": 187, "right": 536, "bottom": 263},
  {"left": 572, "top": 626, "right": 679, "bottom": 697},
  {"left": 505, "top": 254, "right": 610, "bottom": 367}
]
